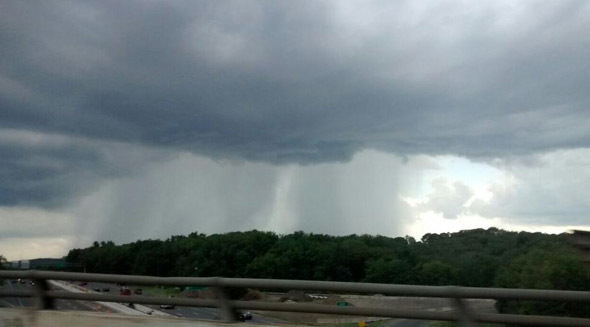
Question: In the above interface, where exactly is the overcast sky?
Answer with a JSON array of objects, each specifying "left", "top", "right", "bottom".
[{"left": 2, "top": 1, "right": 590, "bottom": 260}]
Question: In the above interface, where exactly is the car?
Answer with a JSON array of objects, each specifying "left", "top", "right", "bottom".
[
  {"left": 102, "top": 288, "right": 110, "bottom": 292},
  {"left": 79, "top": 282, "right": 87, "bottom": 286},
  {"left": 160, "top": 295, "right": 175, "bottom": 309},
  {"left": 94, "top": 288, "right": 101, "bottom": 292},
  {"left": 133, "top": 288, "right": 142, "bottom": 295},
  {"left": 160, "top": 304, "right": 175, "bottom": 309},
  {"left": 120, "top": 288, "right": 131, "bottom": 296},
  {"left": 237, "top": 311, "right": 252, "bottom": 321}
]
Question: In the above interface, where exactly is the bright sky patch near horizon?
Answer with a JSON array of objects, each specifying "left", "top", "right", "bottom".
[{"left": 1, "top": 1, "right": 590, "bottom": 260}]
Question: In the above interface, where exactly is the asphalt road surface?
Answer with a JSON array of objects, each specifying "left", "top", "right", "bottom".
[
  {"left": 0, "top": 279, "right": 32, "bottom": 308},
  {"left": 79, "top": 281, "right": 221, "bottom": 319},
  {"left": 382, "top": 319, "right": 433, "bottom": 327},
  {"left": 2, "top": 279, "right": 301, "bottom": 325},
  {"left": 154, "top": 305, "right": 287, "bottom": 324},
  {"left": 81, "top": 281, "right": 286, "bottom": 324},
  {"left": 2, "top": 280, "right": 431, "bottom": 326},
  {"left": 0, "top": 279, "right": 109, "bottom": 313}
]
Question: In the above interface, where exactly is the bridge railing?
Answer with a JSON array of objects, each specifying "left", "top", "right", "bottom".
[{"left": 1, "top": 270, "right": 590, "bottom": 326}]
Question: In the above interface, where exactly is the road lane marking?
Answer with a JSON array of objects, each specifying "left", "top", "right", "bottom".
[{"left": 6, "top": 280, "right": 24, "bottom": 307}]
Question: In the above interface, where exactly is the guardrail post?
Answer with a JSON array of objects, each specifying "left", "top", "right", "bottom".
[
  {"left": 32, "top": 274, "right": 54, "bottom": 310},
  {"left": 448, "top": 286, "right": 476, "bottom": 327},
  {"left": 212, "top": 277, "right": 236, "bottom": 322}
]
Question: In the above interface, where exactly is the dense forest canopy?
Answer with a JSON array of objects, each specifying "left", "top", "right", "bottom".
[
  {"left": 64, "top": 228, "right": 589, "bottom": 288},
  {"left": 40, "top": 228, "right": 590, "bottom": 317}
]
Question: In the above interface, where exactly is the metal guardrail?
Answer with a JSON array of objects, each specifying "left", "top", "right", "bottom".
[{"left": 1, "top": 270, "right": 590, "bottom": 326}]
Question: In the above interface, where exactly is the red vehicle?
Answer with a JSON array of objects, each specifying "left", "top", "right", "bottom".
[{"left": 120, "top": 288, "right": 131, "bottom": 296}]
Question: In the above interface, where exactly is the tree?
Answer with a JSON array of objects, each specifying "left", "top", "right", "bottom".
[
  {"left": 364, "top": 258, "right": 414, "bottom": 284},
  {"left": 418, "top": 261, "right": 458, "bottom": 285},
  {"left": 59, "top": 227, "right": 579, "bottom": 294},
  {"left": 0, "top": 255, "right": 7, "bottom": 269},
  {"left": 495, "top": 243, "right": 590, "bottom": 318},
  {"left": 0, "top": 255, "right": 7, "bottom": 285},
  {"left": 456, "top": 252, "right": 499, "bottom": 287}
]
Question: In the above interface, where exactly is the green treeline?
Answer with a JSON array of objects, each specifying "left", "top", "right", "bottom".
[{"left": 65, "top": 228, "right": 590, "bottom": 317}]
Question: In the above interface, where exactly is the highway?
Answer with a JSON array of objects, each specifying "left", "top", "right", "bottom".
[
  {"left": 0, "top": 279, "right": 32, "bottom": 308},
  {"left": 382, "top": 319, "right": 432, "bottom": 327},
  {"left": 153, "top": 304, "right": 218, "bottom": 320},
  {"left": 0, "top": 279, "right": 110, "bottom": 313},
  {"left": 81, "top": 281, "right": 286, "bottom": 323},
  {"left": 3, "top": 279, "right": 363, "bottom": 325},
  {"left": 0, "top": 279, "right": 427, "bottom": 326}
]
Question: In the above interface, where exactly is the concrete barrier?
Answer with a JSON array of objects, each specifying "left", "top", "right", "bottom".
[{"left": 0, "top": 308, "right": 233, "bottom": 327}]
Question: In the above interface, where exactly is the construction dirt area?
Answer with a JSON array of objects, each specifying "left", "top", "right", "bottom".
[{"left": 204, "top": 290, "right": 497, "bottom": 325}]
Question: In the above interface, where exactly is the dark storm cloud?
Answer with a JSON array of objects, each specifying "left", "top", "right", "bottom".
[
  {"left": 0, "top": 143, "right": 98, "bottom": 205},
  {"left": 1, "top": 1, "right": 590, "bottom": 205},
  {"left": 0, "top": 129, "right": 168, "bottom": 206}
]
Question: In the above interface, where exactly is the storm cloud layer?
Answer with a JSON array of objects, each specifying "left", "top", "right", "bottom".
[
  {"left": 2, "top": 1, "right": 590, "bottom": 199},
  {"left": 1, "top": 1, "right": 590, "bottom": 257}
]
